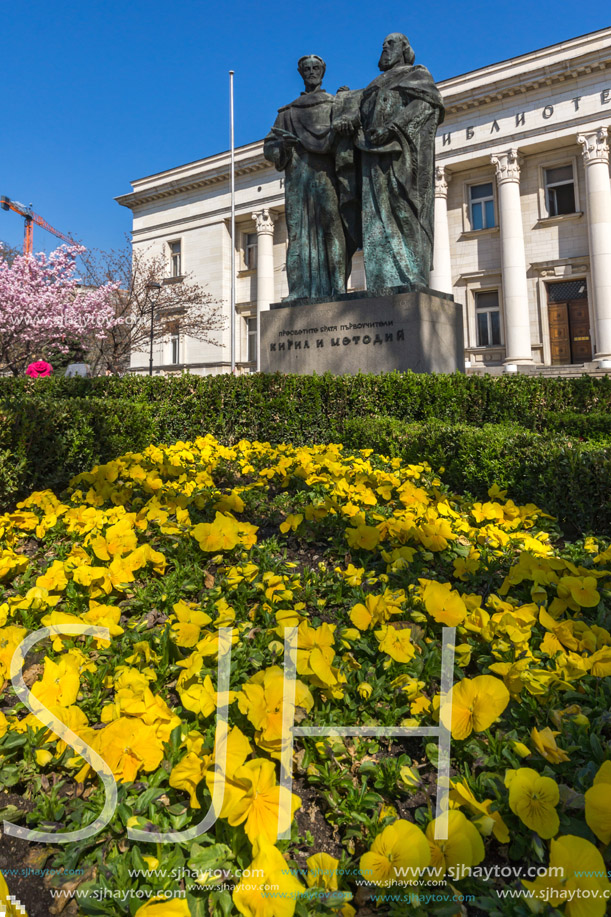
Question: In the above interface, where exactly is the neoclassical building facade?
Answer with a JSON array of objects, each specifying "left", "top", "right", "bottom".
[{"left": 117, "top": 28, "right": 611, "bottom": 374}]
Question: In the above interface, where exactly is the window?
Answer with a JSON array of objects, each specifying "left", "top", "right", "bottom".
[
  {"left": 169, "top": 241, "right": 182, "bottom": 277},
  {"left": 170, "top": 332, "right": 180, "bottom": 364},
  {"left": 244, "top": 233, "right": 257, "bottom": 270},
  {"left": 246, "top": 316, "right": 257, "bottom": 363},
  {"left": 469, "top": 183, "right": 495, "bottom": 230},
  {"left": 544, "top": 165, "right": 576, "bottom": 216},
  {"left": 475, "top": 291, "right": 501, "bottom": 347}
]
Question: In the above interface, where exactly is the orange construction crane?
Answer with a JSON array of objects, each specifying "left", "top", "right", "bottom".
[{"left": 1, "top": 195, "right": 78, "bottom": 255}]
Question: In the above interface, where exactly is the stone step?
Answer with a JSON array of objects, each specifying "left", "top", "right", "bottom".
[{"left": 468, "top": 364, "right": 610, "bottom": 378}]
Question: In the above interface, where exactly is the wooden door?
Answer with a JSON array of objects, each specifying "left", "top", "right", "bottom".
[
  {"left": 568, "top": 299, "right": 592, "bottom": 362},
  {"left": 549, "top": 302, "right": 570, "bottom": 365}
]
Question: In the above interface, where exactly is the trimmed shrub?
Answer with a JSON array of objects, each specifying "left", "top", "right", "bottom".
[
  {"left": 0, "top": 397, "right": 156, "bottom": 509},
  {"left": 1, "top": 371, "right": 610, "bottom": 433},
  {"left": 343, "top": 415, "right": 611, "bottom": 537}
]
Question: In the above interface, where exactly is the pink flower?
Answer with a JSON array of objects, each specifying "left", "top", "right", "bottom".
[{"left": 25, "top": 360, "right": 53, "bottom": 378}]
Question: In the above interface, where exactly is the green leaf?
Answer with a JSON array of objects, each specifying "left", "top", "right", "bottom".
[
  {"left": 187, "top": 842, "right": 233, "bottom": 876},
  {"left": 186, "top": 889, "right": 211, "bottom": 917},
  {"left": 425, "top": 742, "right": 439, "bottom": 766},
  {"left": 211, "top": 889, "right": 235, "bottom": 917}
]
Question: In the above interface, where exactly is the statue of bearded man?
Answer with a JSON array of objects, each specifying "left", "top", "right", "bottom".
[{"left": 335, "top": 33, "right": 445, "bottom": 291}]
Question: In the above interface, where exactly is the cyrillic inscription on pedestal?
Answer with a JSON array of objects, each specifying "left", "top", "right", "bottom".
[{"left": 260, "top": 290, "right": 464, "bottom": 375}]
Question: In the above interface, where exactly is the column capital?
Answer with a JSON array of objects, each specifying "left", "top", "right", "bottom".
[
  {"left": 491, "top": 148, "right": 521, "bottom": 184},
  {"left": 577, "top": 127, "right": 610, "bottom": 166},
  {"left": 251, "top": 209, "right": 276, "bottom": 235},
  {"left": 434, "top": 165, "right": 451, "bottom": 198}
]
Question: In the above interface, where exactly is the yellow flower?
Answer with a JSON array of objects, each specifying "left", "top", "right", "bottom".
[
  {"left": 31, "top": 655, "right": 81, "bottom": 708},
  {"left": 337, "top": 564, "right": 365, "bottom": 585},
  {"left": 449, "top": 780, "right": 510, "bottom": 843},
  {"left": 279, "top": 514, "right": 303, "bottom": 533},
  {"left": 530, "top": 726, "right": 570, "bottom": 764},
  {"left": 306, "top": 852, "right": 340, "bottom": 891},
  {"left": 421, "top": 580, "right": 467, "bottom": 626},
  {"left": 203, "top": 725, "right": 253, "bottom": 816},
  {"left": 399, "top": 765, "right": 421, "bottom": 790},
  {"left": 522, "top": 835, "right": 611, "bottom": 917},
  {"left": 374, "top": 625, "right": 415, "bottom": 663},
  {"left": 36, "top": 559, "right": 68, "bottom": 592},
  {"left": 426, "top": 810, "right": 484, "bottom": 876},
  {"left": 179, "top": 675, "right": 237, "bottom": 718},
  {"left": 233, "top": 841, "right": 304, "bottom": 917},
  {"left": 191, "top": 512, "right": 257, "bottom": 552},
  {"left": 358, "top": 682, "right": 373, "bottom": 700},
  {"left": 588, "top": 646, "right": 611, "bottom": 677},
  {"left": 274, "top": 607, "right": 306, "bottom": 636},
  {"left": 585, "top": 760, "right": 611, "bottom": 844},
  {"left": 170, "top": 599, "right": 212, "bottom": 647},
  {"left": 214, "top": 491, "right": 245, "bottom": 514},
  {"left": 89, "top": 517, "right": 138, "bottom": 560},
  {"left": 95, "top": 717, "right": 165, "bottom": 783},
  {"left": 169, "top": 752, "right": 210, "bottom": 808},
  {"left": 348, "top": 590, "right": 404, "bottom": 631},
  {"left": 296, "top": 622, "right": 337, "bottom": 686},
  {"left": 359, "top": 819, "right": 430, "bottom": 887},
  {"left": 0, "top": 625, "right": 28, "bottom": 680},
  {"left": 238, "top": 666, "right": 313, "bottom": 758},
  {"left": 443, "top": 675, "right": 510, "bottom": 740},
  {"left": 345, "top": 524, "right": 380, "bottom": 551},
  {"left": 558, "top": 575, "right": 600, "bottom": 608},
  {"left": 125, "top": 641, "right": 159, "bottom": 666},
  {"left": 452, "top": 552, "right": 481, "bottom": 581},
  {"left": 418, "top": 519, "right": 454, "bottom": 552},
  {"left": 505, "top": 768, "right": 560, "bottom": 838},
  {"left": 223, "top": 758, "right": 301, "bottom": 845}
]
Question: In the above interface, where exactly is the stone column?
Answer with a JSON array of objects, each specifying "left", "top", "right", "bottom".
[
  {"left": 251, "top": 209, "right": 276, "bottom": 371},
  {"left": 491, "top": 149, "right": 533, "bottom": 364},
  {"left": 429, "top": 166, "right": 453, "bottom": 294},
  {"left": 578, "top": 127, "right": 611, "bottom": 361}
]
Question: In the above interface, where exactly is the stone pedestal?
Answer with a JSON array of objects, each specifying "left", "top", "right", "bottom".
[{"left": 260, "top": 288, "right": 464, "bottom": 375}]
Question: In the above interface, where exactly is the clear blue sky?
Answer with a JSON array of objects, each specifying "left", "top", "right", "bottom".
[{"left": 2, "top": 0, "right": 609, "bottom": 256}]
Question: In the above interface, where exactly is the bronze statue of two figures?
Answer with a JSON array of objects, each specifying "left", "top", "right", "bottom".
[{"left": 264, "top": 34, "right": 445, "bottom": 303}]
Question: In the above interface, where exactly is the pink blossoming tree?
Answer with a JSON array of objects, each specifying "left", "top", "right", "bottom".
[{"left": 0, "top": 244, "right": 120, "bottom": 376}]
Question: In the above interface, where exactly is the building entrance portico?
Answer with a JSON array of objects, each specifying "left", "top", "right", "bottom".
[{"left": 547, "top": 280, "right": 592, "bottom": 365}]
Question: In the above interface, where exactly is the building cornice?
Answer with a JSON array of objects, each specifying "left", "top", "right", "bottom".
[
  {"left": 439, "top": 28, "right": 611, "bottom": 114},
  {"left": 116, "top": 28, "right": 611, "bottom": 211},
  {"left": 130, "top": 195, "right": 286, "bottom": 239},
  {"left": 116, "top": 155, "right": 272, "bottom": 210}
]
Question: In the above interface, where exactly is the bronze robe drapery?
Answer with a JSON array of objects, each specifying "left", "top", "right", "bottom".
[
  {"left": 354, "top": 64, "right": 444, "bottom": 290},
  {"left": 264, "top": 90, "right": 357, "bottom": 301}
]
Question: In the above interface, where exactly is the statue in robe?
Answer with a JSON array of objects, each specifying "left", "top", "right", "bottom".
[
  {"left": 335, "top": 34, "right": 445, "bottom": 290},
  {"left": 263, "top": 56, "right": 358, "bottom": 301}
]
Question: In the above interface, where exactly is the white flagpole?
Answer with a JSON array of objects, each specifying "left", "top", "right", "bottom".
[{"left": 229, "top": 70, "right": 236, "bottom": 374}]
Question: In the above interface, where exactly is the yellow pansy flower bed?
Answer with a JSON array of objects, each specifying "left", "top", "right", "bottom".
[{"left": 0, "top": 434, "right": 609, "bottom": 916}]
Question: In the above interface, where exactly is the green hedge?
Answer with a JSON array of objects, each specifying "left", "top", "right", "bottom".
[
  {"left": 343, "top": 416, "right": 611, "bottom": 537},
  {"left": 1, "top": 373, "right": 610, "bottom": 535},
  {"left": 525, "top": 410, "right": 611, "bottom": 440},
  {"left": 0, "top": 397, "right": 156, "bottom": 509},
  {"left": 1, "top": 371, "right": 610, "bottom": 436}
]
